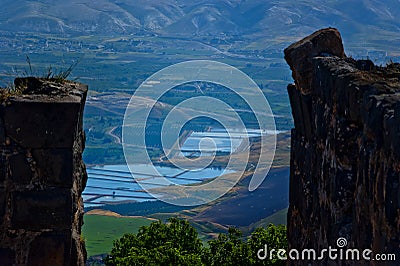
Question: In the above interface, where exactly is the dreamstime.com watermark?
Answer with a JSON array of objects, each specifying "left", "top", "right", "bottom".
[
  {"left": 122, "top": 60, "right": 276, "bottom": 206},
  {"left": 257, "top": 238, "right": 397, "bottom": 262}
]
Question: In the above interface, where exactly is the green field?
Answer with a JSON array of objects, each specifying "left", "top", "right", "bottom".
[
  {"left": 242, "top": 207, "right": 288, "bottom": 235},
  {"left": 82, "top": 214, "right": 153, "bottom": 257},
  {"left": 82, "top": 209, "right": 288, "bottom": 257}
]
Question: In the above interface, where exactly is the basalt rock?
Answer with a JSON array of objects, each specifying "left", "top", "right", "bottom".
[
  {"left": 285, "top": 28, "right": 400, "bottom": 265},
  {"left": 284, "top": 27, "right": 345, "bottom": 95},
  {"left": 0, "top": 78, "right": 88, "bottom": 265}
]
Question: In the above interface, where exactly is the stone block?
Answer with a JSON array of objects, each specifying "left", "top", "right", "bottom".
[
  {"left": 11, "top": 189, "right": 72, "bottom": 230},
  {"left": 3, "top": 100, "right": 81, "bottom": 149},
  {"left": 9, "top": 153, "right": 32, "bottom": 184},
  {"left": 28, "top": 231, "right": 71, "bottom": 266},
  {"left": 32, "top": 149, "right": 73, "bottom": 187}
]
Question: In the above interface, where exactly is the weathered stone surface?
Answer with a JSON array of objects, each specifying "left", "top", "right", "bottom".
[
  {"left": 284, "top": 28, "right": 345, "bottom": 95},
  {"left": 0, "top": 248, "right": 15, "bottom": 265},
  {"left": 11, "top": 189, "right": 73, "bottom": 230},
  {"left": 28, "top": 231, "right": 71, "bottom": 266},
  {"left": 9, "top": 153, "right": 32, "bottom": 184},
  {"left": 285, "top": 29, "right": 400, "bottom": 265},
  {"left": 0, "top": 117, "right": 5, "bottom": 145},
  {"left": 287, "top": 84, "right": 312, "bottom": 138},
  {"left": 71, "top": 229, "right": 87, "bottom": 266},
  {"left": 2, "top": 78, "right": 87, "bottom": 149},
  {"left": 3, "top": 100, "right": 82, "bottom": 149},
  {"left": 0, "top": 189, "right": 5, "bottom": 225},
  {"left": 32, "top": 149, "right": 73, "bottom": 187},
  {"left": 0, "top": 155, "right": 5, "bottom": 184},
  {"left": 0, "top": 78, "right": 88, "bottom": 265}
]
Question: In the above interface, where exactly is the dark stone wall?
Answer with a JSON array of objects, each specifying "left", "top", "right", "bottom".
[
  {"left": 0, "top": 78, "right": 88, "bottom": 265},
  {"left": 285, "top": 29, "right": 400, "bottom": 265}
]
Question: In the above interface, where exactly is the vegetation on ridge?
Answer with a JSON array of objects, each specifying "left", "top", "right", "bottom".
[
  {"left": 104, "top": 218, "right": 287, "bottom": 266},
  {"left": 0, "top": 56, "right": 80, "bottom": 103}
]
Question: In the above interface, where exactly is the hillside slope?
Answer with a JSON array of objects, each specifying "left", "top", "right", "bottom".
[{"left": 1, "top": 0, "right": 399, "bottom": 44}]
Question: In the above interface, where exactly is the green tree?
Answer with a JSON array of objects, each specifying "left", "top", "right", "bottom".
[
  {"left": 202, "top": 227, "right": 249, "bottom": 266},
  {"left": 247, "top": 224, "right": 288, "bottom": 265},
  {"left": 104, "top": 219, "right": 287, "bottom": 266},
  {"left": 104, "top": 218, "right": 203, "bottom": 266}
]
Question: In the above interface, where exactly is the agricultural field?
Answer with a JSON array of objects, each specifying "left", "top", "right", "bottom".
[
  {"left": 82, "top": 210, "right": 154, "bottom": 257},
  {"left": 0, "top": 32, "right": 295, "bottom": 166}
]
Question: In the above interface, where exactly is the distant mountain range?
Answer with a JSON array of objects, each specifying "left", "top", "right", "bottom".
[{"left": 1, "top": 0, "right": 399, "bottom": 43}]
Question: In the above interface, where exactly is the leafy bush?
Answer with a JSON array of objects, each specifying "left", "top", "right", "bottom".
[
  {"left": 104, "top": 218, "right": 203, "bottom": 266},
  {"left": 104, "top": 218, "right": 287, "bottom": 266}
]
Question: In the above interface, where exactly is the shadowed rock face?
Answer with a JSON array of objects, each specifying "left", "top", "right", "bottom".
[
  {"left": 284, "top": 28, "right": 345, "bottom": 95},
  {"left": 0, "top": 78, "right": 88, "bottom": 265},
  {"left": 285, "top": 28, "right": 400, "bottom": 265}
]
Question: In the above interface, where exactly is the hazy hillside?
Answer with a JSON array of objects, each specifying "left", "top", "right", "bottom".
[{"left": 1, "top": 0, "right": 399, "bottom": 44}]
